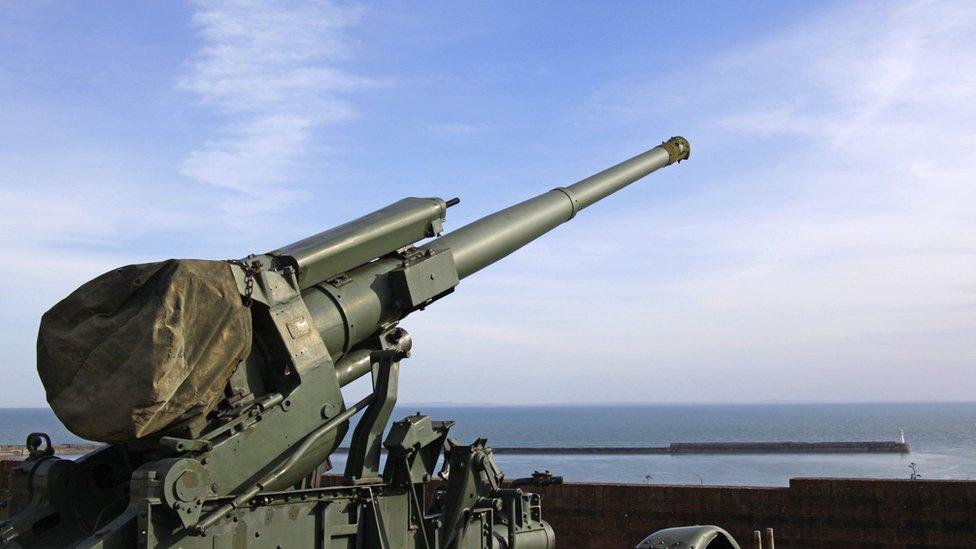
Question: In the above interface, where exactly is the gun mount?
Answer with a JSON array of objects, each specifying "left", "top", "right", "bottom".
[{"left": 2, "top": 138, "right": 692, "bottom": 548}]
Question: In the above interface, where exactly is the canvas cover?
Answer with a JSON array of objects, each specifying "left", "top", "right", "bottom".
[{"left": 37, "top": 259, "right": 252, "bottom": 443}]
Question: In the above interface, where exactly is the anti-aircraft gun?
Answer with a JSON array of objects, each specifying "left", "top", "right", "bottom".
[{"left": 0, "top": 138, "right": 723, "bottom": 548}]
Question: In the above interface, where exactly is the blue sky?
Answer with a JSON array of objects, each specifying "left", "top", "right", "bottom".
[{"left": 1, "top": 1, "right": 973, "bottom": 406}]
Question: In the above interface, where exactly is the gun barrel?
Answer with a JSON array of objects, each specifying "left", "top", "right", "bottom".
[
  {"left": 302, "top": 136, "right": 689, "bottom": 360},
  {"left": 422, "top": 136, "right": 689, "bottom": 278}
]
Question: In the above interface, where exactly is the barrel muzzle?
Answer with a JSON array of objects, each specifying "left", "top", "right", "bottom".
[
  {"left": 423, "top": 135, "right": 691, "bottom": 279},
  {"left": 661, "top": 136, "right": 691, "bottom": 165}
]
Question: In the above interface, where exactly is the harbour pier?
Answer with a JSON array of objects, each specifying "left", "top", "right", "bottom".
[{"left": 488, "top": 441, "right": 910, "bottom": 454}]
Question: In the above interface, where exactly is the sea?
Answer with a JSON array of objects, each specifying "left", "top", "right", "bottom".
[{"left": 2, "top": 403, "right": 974, "bottom": 487}]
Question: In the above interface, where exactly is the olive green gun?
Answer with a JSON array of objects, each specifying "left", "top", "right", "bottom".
[{"left": 1, "top": 138, "right": 722, "bottom": 549}]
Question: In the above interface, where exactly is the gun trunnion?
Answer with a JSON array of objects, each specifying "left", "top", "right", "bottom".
[{"left": 2, "top": 137, "right": 691, "bottom": 549}]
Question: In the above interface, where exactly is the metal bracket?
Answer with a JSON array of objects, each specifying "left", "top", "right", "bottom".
[
  {"left": 343, "top": 350, "right": 404, "bottom": 484},
  {"left": 158, "top": 437, "right": 213, "bottom": 453},
  {"left": 382, "top": 415, "right": 453, "bottom": 486},
  {"left": 326, "top": 273, "right": 352, "bottom": 288},
  {"left": 388, "top": 250, "right": 459, "bottom": 310},
  {"left": 159, "top": 459, "right": 212, "bottom": 529},
  {"left": 25, "top": 433, "right": 54, "bottom": 459},
  {"left": 228, "top": 255, "right": 336, "bottom": 380}
]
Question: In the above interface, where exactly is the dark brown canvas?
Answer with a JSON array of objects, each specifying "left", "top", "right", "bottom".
[{"left": 37, "top": 259, "right": 252, "bottom": 442}]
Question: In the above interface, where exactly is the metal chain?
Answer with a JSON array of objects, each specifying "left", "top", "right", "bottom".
[{"left": 227, "top": 259, "right": 261, "bottom": 308}]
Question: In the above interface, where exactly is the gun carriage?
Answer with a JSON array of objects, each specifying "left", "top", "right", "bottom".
[{"left": 0, "top": 137, "right": 738, "bottom": 548}]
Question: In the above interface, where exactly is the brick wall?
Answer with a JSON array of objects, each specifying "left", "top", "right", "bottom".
[
  {"left": 0, "top": 461, "right": 12, "bottom": 492},
  {"left": 0, "top": 460, "right": 20, "bottom": 520},
  {"left": 322, "top": 475, "right": 976, "bottom": 548},
  {"left": 521, "top": 478, "right": 976, "bottom": 548},
  {"left": 3, "top": 460, "right": 973, "bottom": 547}
]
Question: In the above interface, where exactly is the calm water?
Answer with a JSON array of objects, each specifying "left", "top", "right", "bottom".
[{"left": 2, "top": 403, "right": 974, "bottom": 486}]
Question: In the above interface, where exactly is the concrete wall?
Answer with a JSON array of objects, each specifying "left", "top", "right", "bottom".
[{"left": 2, "top": 460, "right": 974, "bottom": 547}]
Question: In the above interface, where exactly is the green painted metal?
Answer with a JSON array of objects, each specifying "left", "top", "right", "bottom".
[
  {"left": 637, "top": 525, "right": 740, "bottom": 549},
  {"left": 425, "top": 136, "right": 689, "bottom": 279},
  {"left": 300, "top": 136, "right": 690, "bottom": 366},
  {"left": 1, "top": 137, "right": 694, "bottom": 549},
  {"left": 273, "top": 197, "right": 450, "bottom": 290}
]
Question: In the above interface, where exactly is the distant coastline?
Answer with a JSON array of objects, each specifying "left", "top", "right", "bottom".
[
  {"left": 3, "top": 400, "right": 976, "bottom": 410},
  {"left": 1, "top": 403, "right": 973, "bottom": 485},
  {"left": 0, "top": 442, "right": 101, "bottom": 459}
]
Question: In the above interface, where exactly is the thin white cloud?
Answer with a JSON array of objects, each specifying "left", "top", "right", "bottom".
[
  {"left": 179, "top": 0, "right": 368, "bottom": 197},
  {"left": 0, "top": 1, "right": 379, "bottom": 406},
  {"left": 427, "top": 123, "right": 492, "bottom": 135},
  {"left": 415, "top": 0, "right": 976, "bottom": 403},
  {"left": 708, "top": 1, "right": 976, "bottom": 147},
  {"left": 2, "top": 0, "right": 972, "bottom": 406}
]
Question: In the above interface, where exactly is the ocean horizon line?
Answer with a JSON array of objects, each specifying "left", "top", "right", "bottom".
[{"left": 3, "top": 400, "right": 975, "bottom": 411}]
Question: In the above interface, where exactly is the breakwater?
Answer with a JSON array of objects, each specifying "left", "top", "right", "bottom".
[
  {"left": 668, "top": 441, "right": 910, "bottom": 454},
  {"left": 337, "top": 440, "right": 910, "bottom": 455}
]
